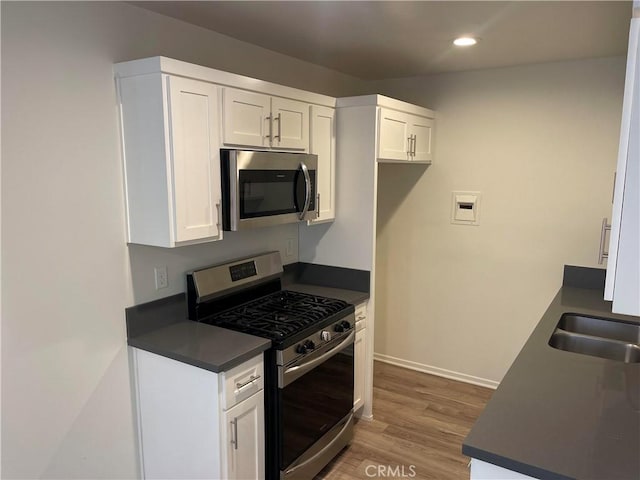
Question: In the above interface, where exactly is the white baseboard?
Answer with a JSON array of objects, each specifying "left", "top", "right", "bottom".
[{"left": 373, "top": 353, "right": 499, "bottom": 390}]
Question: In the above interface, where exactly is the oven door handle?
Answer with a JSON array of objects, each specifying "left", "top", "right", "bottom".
[
  {"left": 298, "top": 161, "right": 312, "bottom": 220},
  {"left": 283, "top": 411, "right": 354, "bottom": 478},
  {"left": 281, "top": 331, "right": 354, "bottom": 388}
]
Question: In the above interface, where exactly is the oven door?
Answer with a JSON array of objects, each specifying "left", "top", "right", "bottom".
[
  {"left": 222, "top": 150, "right": 317, "bottom": 231},
  {"left": 278, "top": 331, "right": 354, "bottom": 478}
]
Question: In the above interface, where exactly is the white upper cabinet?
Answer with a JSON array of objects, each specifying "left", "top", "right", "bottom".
[
  {"left": 221, "top": 88, "right": 271, "bottom": 148},
  {"left": 605, "top": 18, "right": 640, "bottom": 316},
  {"left": 378, "top": 107, "right": 434, "bottom": 163},
  {"left": 115, "top": 56, "right": 337, "bottom": 246},
  {"left": 271, "top": 97, "right": 309, "bottom": 150},
  {"left": 223, "top": 88, "right": 309, "bottom": 151},
  {"left": 118, "top": 73, "right": 222, "bottom": 248},
  {"left": 378, "top": 109, "right": 411, "bottom": 161},
  {"left": 169, "top": 76, "right": 222, "bottom": 243},
  {"left": 410, "top": 115, "right": 434, "bottom": 162},
  {"left": 309, "top": 105, "right": 336, "bottom": 223}
]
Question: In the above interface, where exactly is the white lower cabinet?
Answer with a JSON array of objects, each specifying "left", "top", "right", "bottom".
[
  {"left": 222, "top": 391, "right": 265, "bottom": 480},
  {"left": 353, "top": 302, "right": 367, "bottom": 413},
  {"left": 132, "top": 348, "right": 265, "bottom": 479}
]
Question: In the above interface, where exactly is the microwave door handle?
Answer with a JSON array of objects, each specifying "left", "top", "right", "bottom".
[{"left": 299, "top": 161, "right": 312, "bottom": 220}]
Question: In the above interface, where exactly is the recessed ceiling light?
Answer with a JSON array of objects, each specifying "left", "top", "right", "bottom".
[{"left": 453, "top": 37, "right": 478, "bottom": 47}]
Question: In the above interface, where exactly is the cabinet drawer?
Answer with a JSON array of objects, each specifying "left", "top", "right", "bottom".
[
  {"left": 354, "top": 302, "right": 367, "bottom": 329},
  {"left": 221, "top": 355, "right": 264, "bottom": 411}
]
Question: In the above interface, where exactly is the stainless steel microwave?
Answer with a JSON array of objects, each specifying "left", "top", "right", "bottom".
[{"left": 221, "top": 149, "right": 318, "bottom": 231}]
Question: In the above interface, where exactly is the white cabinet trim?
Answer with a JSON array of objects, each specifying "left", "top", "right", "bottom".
[
  {"left": 337, "top": 94, "right": 435, "bottom": 119},
  {"left": 115, "top": 56, "right": 336, "bottom": 108}
]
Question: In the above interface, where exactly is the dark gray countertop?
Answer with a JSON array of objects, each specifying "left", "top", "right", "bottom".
[
  {"left": 463, "top": 286, "right": 640, "bottom": 479},
  {"left": 284, "top": 282, "right": 369, "bottom": 305},
  {"left": 125, "top": 279, "right": 368, "bottom": 373},
  {"left": 126, "top": 294, "right": 270, "bottom": 373}
]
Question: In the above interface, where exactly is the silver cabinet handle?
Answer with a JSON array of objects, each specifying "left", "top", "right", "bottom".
[
  {"left": 598, "top": 217, "right": 611, "bottom": 264},
  {"left": 273, "top": 113, "right": 281, "bottom": 141},
  {"left": 299, "top": 161, "right": 311, "bottom": 220},
  {"left": 215, "top": 200, "right": 221, "bottom": 229},
  {"left": 316, "top": 193, "right": 320, "bottom": 216},
  {"left": 265, "top": 115, "right": 272, "bottom": 141},
  {"left": 236, "top": 374, "right": 260, "bottom": 390},
  {"left": 407, "top": 136, "right": 412, "bottom": 156},
  {"left": 407, "top": 134, "right": 416, "bottom": 157},
  {"left": 356, "top": 315, "right": 366, "bottom": 322},
  {"left": 230, "top": 418, "right": 238, "bottom": 450}
]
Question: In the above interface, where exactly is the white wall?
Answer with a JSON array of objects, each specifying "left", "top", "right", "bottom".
[
  {"left": 0, "top": 2, "right": 366, "bottom": 478},
  {"left": 128, "top": 226, "right": 300, "bottom": 304},
  {"left": 371, "top": 57, "right": 626, "bottom": 384}
]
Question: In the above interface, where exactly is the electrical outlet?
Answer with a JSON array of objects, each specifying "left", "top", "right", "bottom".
[
  {"left": 286, "top": 238, "right": 294, "bottom": 257},
  {"left": 154, "top": 266, "right": 168, "bottom": 290}
]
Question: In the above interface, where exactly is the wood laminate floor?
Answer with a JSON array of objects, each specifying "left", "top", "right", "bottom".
[{"left": 314, "top": 361, "right": 494, "bottom": 480}]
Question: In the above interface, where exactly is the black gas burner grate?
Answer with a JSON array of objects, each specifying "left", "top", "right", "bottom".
[{"left": 202, "top": 290, "right": 350, "bottom": 341}]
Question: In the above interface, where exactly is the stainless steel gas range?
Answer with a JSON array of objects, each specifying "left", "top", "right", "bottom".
[{"left": 187, "top": 252, "right": 355, "bottom": 480}]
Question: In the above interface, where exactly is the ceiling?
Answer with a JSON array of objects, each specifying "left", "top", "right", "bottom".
[{"left": 133, "top": 1, "right": 632, "bottom": 80}]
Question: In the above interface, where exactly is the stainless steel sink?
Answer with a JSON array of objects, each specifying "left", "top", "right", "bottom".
[
  {"left": 549, "top": 314, "right": 640, "bottom": 363},
  {"left": 558, "top": 314, "right": 640, "bottom": 343}
]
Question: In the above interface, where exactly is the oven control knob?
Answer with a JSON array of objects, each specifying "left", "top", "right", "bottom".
[
  {"left": 334, "top": 323, "right": 345, "bottom": 333},
  {"left": 296, "top": 343, "right": 308, "bottom": 354},
  {"left": 321, "top": 331, "right": 331, "bottom": 342},
  {"left": 340, "top": 320, "right": 352, "bottom": 330},
  {"left": 303, "top": 340, "right": 316, "bottom": 351}
]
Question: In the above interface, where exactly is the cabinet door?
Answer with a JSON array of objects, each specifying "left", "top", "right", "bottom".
[
  {"left": 271, "top": 97, "right": 309, "bottom": 150},
  {"left": 410, "top": 116, "right": 434, "bottom": 163},
  {"left": 222, "top": 88, "right": 270, "bottom": 148},
  {"left": 167, "top": 76, "right": 222, "bottom": 243},
  {"left": 605, "top": 18, "right": 640, "bottom": 316},
  {"left": 378, "top": 108, "right": 410, "bottom": 161},
  {"left": 309, "top": 105, "right": 335, "bottom": 223},
  {"left": 223, "top": 391, "right": 265, "bottom": 480},
  {"left": 354, "top": 327, "right": 365, "bottom": 412}
]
